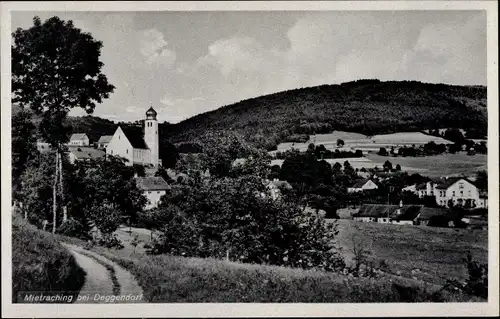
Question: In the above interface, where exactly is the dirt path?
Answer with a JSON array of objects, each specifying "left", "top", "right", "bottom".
[{"left": 62, "top": 243, "right": 144, "bottom": 303}]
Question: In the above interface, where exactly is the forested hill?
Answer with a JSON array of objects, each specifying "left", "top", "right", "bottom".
[
  {"left": 163, "top": 79, "right": 487, "bottom": 150},
  {"left": 14, "top": 79, "right": 487, "bottom": 151}
]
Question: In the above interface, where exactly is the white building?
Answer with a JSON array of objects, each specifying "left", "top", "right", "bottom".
[
  {"left": 135, "top": 176, "right": 171, "bottom": 209},
  {"left": 68, "top": 147, "right": 106, "bottom": 164},
  {"left": 106, "top": 107, "right": 161, "bottom": 167},
  {"left": 68, "top": 133, "right": 90, "bottom": 146},
  {"left": 347, "top": 179, "right": 379, "bottom": 193},
  {"left": 408, "top": 177, "right": 486, "bottom": 209},
  {"left": 352, "top": 203, "right": 424, "bottom": 225},
  {"left": 97, "top": 135, "right": 113, "bottom": 149}
]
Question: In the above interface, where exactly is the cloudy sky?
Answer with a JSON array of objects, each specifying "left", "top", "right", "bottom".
[{"left": 11, "top": 10, "right": 486, "bottom": 123}]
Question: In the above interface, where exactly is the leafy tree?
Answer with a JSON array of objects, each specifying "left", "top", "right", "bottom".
[
  {"left": 444, "top": 128, "right": 465, "bottom": 143},
  {"left": 475, "top": 170, "right": 487, "bottom": 191},
  {"left": 337, "top": 139, "right": 345, "bottom": 147},
  {"left": 12, "top": 108, "right": 38, "bottom": 203},
  {"left": 395, "top": 164, "right": 402, "bottom": 171},
  {"left": 378, "top": 147, "right": 388, "bottom": 156},
  {"left": 12, "top": 16, "right": 115, "bottom": 232},
  {"left": 68, "top": 156, "right": 147, "bottom": 231},
  {"left": 152, "top": 175, "right": 345, "bottom": 271},
  {"left": 383, "top": 160, "right": 393, "bottom": 172},
  {"left": 18, "top": 153, "right": 56, "bottom": 227}
]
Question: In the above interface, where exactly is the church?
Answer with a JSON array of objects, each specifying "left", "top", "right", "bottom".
[{"left": 106, "top": 106, "right": 161, "bottom": 167}]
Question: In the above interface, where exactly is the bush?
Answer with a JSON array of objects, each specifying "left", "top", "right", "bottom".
[
  {"left": 96, "top": 233, "right": 124, "bottom": 249},
  {"left": 56, "top": 218, "right": 90, "bottom": 240},
  {"left": 151, "top": 175, "right": 345, "bottom": 272},
  {"left": 12, "top": 216, "right": 86, "bottom": 303}
]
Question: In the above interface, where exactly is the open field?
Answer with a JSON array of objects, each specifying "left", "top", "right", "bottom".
[
  {"left": 332, "top": 219, "right": 488, "bottom": 286},
  {"left": 275, "top": 131, "right": 454, "bottom": 153},
  {"left": 366, "top": 153, "right": 487, "bottom": 177}
]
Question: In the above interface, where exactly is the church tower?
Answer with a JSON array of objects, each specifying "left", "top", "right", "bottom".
[{"left": 144, "top": 106, "right": 159, "bottom": 167}]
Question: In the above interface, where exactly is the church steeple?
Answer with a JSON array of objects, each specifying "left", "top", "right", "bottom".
[
  {"left": 146, "top": 105, "right": 157, "bottom": 120},
  {"left": 144, "top": 104, "right": 159, "bottom": 167}
]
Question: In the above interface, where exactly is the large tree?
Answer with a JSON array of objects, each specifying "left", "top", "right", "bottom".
[
  {"left": 12, "top": 108, "right": 38, "bottom": 204},
  {"left": 12, "top": 16, "right": 115, "bottom": 232}
]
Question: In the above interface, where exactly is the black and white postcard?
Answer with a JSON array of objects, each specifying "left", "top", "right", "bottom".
[{"left": 1, "top": 1, "right": 498, "bottom": 317}]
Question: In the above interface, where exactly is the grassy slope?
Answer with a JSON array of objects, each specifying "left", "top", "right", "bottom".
[
  {"left": 335, "top": 219, "right": 487, "bottom": 285},
  {"left": 56, "top": 224, "right": 484, "bottom": 303},
  {"left": 12, "top": 217, "right": 86, "bottom": 303}
]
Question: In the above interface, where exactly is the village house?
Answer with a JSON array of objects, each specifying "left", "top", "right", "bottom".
[
  {"left": 347, "top": 179, "right": 379, "bottom": 193},
  {"left": 106, "top": 107, "right": 161, "bottom": 168},
  {"left": 97, "top": 135, "right": 113, "bottom": 149},
  {"left": 352, "top": 203, "right": 424, "bottom": 225},
  {"left": 68, "top": 133, "right": 90, "bottom": 146},
  {"left": 404, "top": 177, "right": 486, "bottom": 209},
  {"left": 68, "top": 147, "right": 106, "bottom": 164},
  {"left": 135, "top": 176, "right": 171, "bottom": 209}
]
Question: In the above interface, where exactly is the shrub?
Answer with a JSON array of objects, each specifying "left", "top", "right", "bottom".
[
  {"left": 96, "top": 233, "right": 124, "bottom": 249},
  {"left": 56, "top": 218, "right": 90, "bottom": 240}
]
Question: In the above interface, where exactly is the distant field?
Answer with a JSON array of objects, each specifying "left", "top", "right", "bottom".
[
  {"left": 332, "top": 219, "right": 487, "bottom": 286},
  {"left": 270, "top": 157, "right": 426, "bottom": 172},
  {"left": 366, "top": 153, "right": 487, "bottom": 177},
  {"left": 276, "top": 131, "right": 453, "bottom": 153}
]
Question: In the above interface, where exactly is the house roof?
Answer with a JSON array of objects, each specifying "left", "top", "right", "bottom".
[
  {"left": 70, "top": 147, "right": 105, "bottom": 160},
  {"left": 121, "top": 126, "right": 149, "bottom": 149},
  {"left": 135, "top": 176, "right": 170, "bottom": 191},
  {"left": 416, "top": 207, "right": 450, "bottom": 220},
  {"left": 349, "top": 179, "right": 375, "bottom": 189},
  {"left": 415, "top": 182, "right": 427, "bottom": 190},
  {"left": 70, "top": 133, "right": 88, "bottom": 141},
  {"left": 353, "top": 204, "right": 423, "bottom": 220},
  {"left": 98, "top": 135, "right": 113, "bottom": 144},
  {"left": 435, "top": 177, "right": 475, "bottom": 190}
]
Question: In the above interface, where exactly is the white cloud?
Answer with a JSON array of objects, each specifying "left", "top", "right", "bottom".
[{"left": 139, "top": 28, "right": 176, "bottom": 67}]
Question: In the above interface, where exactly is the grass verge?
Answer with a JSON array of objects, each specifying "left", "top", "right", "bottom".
[{"left": 12, "top": 216, "right": 86, "bottom": 303}]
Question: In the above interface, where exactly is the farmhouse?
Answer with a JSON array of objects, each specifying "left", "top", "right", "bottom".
[
  {"left": 135, "top": 176, "right": 171, "bottom": 209},
  {"left": 414, "top": 207, "right": 453, "bottom": 227},
  {"left": 97, "top": 135, "right": 113, "bottom": 149},
  {"left": 68, "top": 147, "right": 106, "bottom": 164},
  {"left": 405, "top": 177, "right": 486, "bottom": 209},
  {"left": 352, "top": 203, "right": 424, "bottom": 225},
  {"left": 68, "top": 133, "right": 90, "bottom": 146},
  {"left": 106, "top": 107, "right": 161, "bottom": 168},
  {"left": 347, "top": 179, "right": 378, "bottom": 193}
]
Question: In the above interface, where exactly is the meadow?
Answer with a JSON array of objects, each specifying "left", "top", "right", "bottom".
[
  {"left": 54, "top": 220, "right": 487, "bottom": 303},
  {"left": 276, "top": 131, "right": 453, "bottom": 153},
  {"left": 366, "top": 153, "right": 487, "bottom": 177},
  {"left": 333, "top": 219, "right": 488, "bottom": 286}
]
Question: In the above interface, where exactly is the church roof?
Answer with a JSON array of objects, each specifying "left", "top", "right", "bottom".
[
  {"left": 146, "top": 107, "right": 157, "bottom": 116},
  {"left": 121, "top": 126, "right": 149, "bottom": 149}
]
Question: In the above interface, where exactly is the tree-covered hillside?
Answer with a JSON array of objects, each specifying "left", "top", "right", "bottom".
[
  {"left": 163, "top": 80, "right": 487, "bottom": 150},
  {"left": 14, "top": 79, "right": 487, "bottom": 151}
]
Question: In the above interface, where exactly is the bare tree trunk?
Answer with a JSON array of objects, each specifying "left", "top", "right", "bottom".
[
  {"left": 52, "top": 151, "right": 59, "bottom": 234},
  {"left": 58, "top": 149, "right": 67, "bottom": 222}
]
